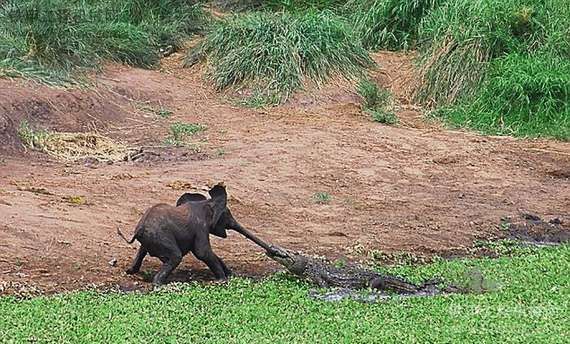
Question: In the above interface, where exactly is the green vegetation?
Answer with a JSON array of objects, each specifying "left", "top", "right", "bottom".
[
  {"left": 313, "top": 191, "right": 332, "bottom": 204},
  {"left": 214, "top": 0, "right": 345, "bottom": 12},
  {"left": 17, "top": 120, "right": 50, "bottom": 150},
  {"left": 434, "top": 53, "right": 570, "bottom": 139},
  {"left": 348, "top": 0, "right": 444, "bottom": 50},
  {"left": 1, "top": 245, "right": 568, "bottom": 342},
  {"left": 357, "top": 79, "right": 398, "bottom": 124},
  {"left": 192, "top": 10, "right": 374, "bottom": 104},
  {"left": 261, "top": 0, "right": 346, "bottom": 11},
  {"left": 414, "top": 0, "right": 570, "bottom": 139},
  {"left": 165, "top": 121, "right": 206, "bottom": 146},
  {"left": 1, "top": 0, "right": 568, "bottom": 138},
  {"left": 0, "top": 0, "right": 208, "bottom": 83}
]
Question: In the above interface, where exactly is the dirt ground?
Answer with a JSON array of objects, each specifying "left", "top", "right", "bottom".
[{"left": 1, "top": 52, "right": 569, "bottom": 294}]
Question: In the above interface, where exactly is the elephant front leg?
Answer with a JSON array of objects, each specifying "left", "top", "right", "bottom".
[
  {"left": 216, "top": 254, "right": 233, "bottom": 277},
  {"left": 192, "top": 235, "right": 227, "bottom": 280}
]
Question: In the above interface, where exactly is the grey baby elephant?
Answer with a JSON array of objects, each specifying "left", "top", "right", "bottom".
[{"left": 118, "top": 184, "right": 247, "bottom": 285}]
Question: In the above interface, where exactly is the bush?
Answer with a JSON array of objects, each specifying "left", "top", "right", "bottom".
[
  {"left": 436, "top": 53, "right": 570, "bottom": 140},
  {"left": 192, "top": 11, "right": 375, "bottom": 104}
]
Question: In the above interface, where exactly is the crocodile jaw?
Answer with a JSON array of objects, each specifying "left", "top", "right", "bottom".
[{"left": 266, "top": 246, "right": 307, "bottom": 275}]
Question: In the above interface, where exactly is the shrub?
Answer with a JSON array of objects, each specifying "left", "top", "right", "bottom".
[{"left": 192, "top": 11, "right": 374, "bottom": 104}]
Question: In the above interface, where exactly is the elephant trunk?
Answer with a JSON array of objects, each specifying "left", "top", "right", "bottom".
[{"left": 228, "top": 221, "right": 273, "bottom": 252}]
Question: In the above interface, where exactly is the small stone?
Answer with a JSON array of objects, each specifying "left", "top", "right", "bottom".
[{"left": 108, "top": 258, "right": 117, "bottom": 267}]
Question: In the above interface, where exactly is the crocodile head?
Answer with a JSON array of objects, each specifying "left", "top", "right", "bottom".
[{"left": 266, "top": 245, "right": 308, "bottom": 275}]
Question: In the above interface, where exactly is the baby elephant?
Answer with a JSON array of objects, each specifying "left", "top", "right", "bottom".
[{"left": 118, "top": 184, "right": 244, "bottom": 285}]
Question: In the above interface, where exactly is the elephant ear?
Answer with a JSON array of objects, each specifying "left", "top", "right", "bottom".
[
  {"left": 206, "top": 184, "right": 228, "bottom": 238},
  {"left": 176, "top": 193, "right": 207, "bottom": 206},
  {"left": 204, "top": 202, "right": 228, "bottom": 238}
]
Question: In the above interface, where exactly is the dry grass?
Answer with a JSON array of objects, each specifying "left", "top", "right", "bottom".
[{"left": 18, "top": 122, "right": 127, "bottom": 162}]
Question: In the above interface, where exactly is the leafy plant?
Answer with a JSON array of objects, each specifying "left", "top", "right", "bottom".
[{"left": 1, "top": 245, "right": 570, "bottom": 342}]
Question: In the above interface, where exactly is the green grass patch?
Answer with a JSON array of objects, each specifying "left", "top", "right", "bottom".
[
  {"left": 164, "top": 121, "right": 207, "bottom": 146},
  {"left": 137, "top": 103, "right": 173, "bottom": 119},
  {"left": 313, "top": 191, "right": 332, "bottom": 204},
  {"left": 357, "top": 79, "right": 398, "bottom": 124},
  {"left": 192, "top": 10, "right": 375, "bottom": 104},
  {"left": 214, "top": 0, "right": 345, "bottom": 12},
  {"left": 0, "top": 0, "right": 209, "bottom": 84},
  {"left": 434, "top": 53, "right": 570, "bottom": 140},
  {"left": 348, "top": 0, "right": 445, "bottom": 51},
  {"left": 413, "top": 0, "right": 570, "bottom": 139},
  {"left": 1, "top": 245, "right": 569, "bottom": 342},
  {"left": 415, "top": 0, "right": 570, "bottom": 105}
]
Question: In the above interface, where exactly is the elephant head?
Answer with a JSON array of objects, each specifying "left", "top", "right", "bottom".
[{"left": 175, "top": 184, "right": 232, "bottom": 238}]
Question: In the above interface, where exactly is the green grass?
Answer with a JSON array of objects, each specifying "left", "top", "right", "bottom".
[
  {"left": 214, "top": 0, "right": 346, "bottom": 12},
  {"left": 192, "top": 10, "right": 375, "bottom": 104},
  {"left": 434, "top": 53, "right": 570, "bottom": 140},
  {"left": 137, "top": 103, "right": 173, "bottom": 119},
  {"left": 0, "top": 0, "right": 209, "bottom": 84},
  {"left": 357, "top": 79, "right": 398, "bottom": 124},
  {"left": 164, "top": 121, "right": 207, "bottom": 146},
  {"left": 0, "top": 245, "right": 568, "bottom": 342},
  {"left": 412, "top": 0, "right": 570, "bottom": 139},
  {"left": 347, "top": 0, "right": 444, "bottom": 51},
  {"left": 313, "top": 191, "right": 332, "bottom": 204},
  {"left": 415, "top": 0, "right": 570, "bottom": 105}
]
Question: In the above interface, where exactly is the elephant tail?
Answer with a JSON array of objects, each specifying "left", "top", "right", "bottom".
[{"left": 117, "top": 225, "right": 138, "bottom": 244}]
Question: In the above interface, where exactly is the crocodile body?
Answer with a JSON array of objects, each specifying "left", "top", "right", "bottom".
[
  {"left": 232, "top": 226, "right": 455, "bottom": 295},
  {"left": 265, "top": 245, "right": 444, "bottom": 294}
]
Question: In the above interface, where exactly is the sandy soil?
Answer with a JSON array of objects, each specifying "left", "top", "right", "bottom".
[{"left": 1, "top": 52, "right": 569, "bottom": 294}]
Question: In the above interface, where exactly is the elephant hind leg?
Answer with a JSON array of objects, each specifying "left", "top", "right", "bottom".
[
  {"left": 126, "top": 246, "right": 147, "bottom": 275},
  {"left": 152, "top": 251, "right": 183, "bottom": 286}
]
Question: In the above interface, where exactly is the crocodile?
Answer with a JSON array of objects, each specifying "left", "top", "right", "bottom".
[
  {"left": 264, "top": 244, "right": 456, "bottom": 295},
  {"left": 234, "top": 226, "right": 458, "bottom": 295}
]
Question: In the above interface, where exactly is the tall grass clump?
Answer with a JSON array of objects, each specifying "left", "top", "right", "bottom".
[
  {"left": 435, "top": 54, "right": 570, "bottom": 140},
  {"left": 0, "top": 0, "right": 208, "bottom": 83},
  {"left": 347, "top": 0, "right": 445, "bottom": 50},
  {"left": 192, "top": 11, "right": 374, "bottom": 104},
  {"left": 415, "top": 0, "right": 570, "bottom": 105}
]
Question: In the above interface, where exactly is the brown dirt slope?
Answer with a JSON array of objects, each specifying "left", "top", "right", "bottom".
[{"left": 0, "top": 52, "right": 569, "bottom": 293}]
